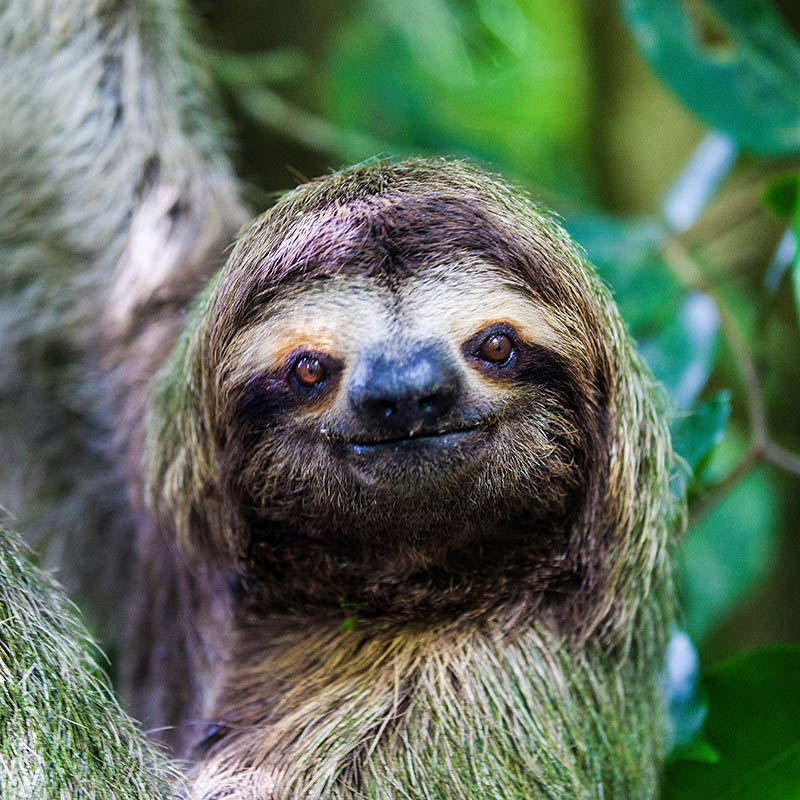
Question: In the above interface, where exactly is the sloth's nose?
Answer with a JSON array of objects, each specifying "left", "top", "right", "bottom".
[{"left": 349, "top": 345, "right": 460, "bottom": 434}]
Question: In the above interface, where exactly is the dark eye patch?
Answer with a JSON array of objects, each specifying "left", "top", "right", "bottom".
[
  {"left": 233, "top": 350, "right": 342, "bottom": 430},
  {"left": 463, "top": 323, "right": 577, "bottom": 395},
  {"left": 234, "top": 372, "right": 295, "bottom": 430}
]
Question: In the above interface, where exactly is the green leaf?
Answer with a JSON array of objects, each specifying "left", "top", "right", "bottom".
[
  {"left": 762, "top": 172, "right": 800, "bottom": 218},
  {"left": 620, "top": 0, "right": 800, "bottom": 156},
  {"left": 639, "top": 292, "right": 719, "bottom": 409},
  {"left": 671, "top": 391, "right": 731, "bottom": 481},
  {"left": 662, "top": 648, "right": 800, "bottom": 799},
  {"left": 680, "top": 464, "right": 779, "bottom": 643},
  {"left": 565, "top": 214, "right": 683, "bottom": 338}
]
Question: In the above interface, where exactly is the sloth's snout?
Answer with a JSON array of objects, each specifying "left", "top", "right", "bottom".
[{"left": 349, "top": 345, "right": 461, "bottom": 435}]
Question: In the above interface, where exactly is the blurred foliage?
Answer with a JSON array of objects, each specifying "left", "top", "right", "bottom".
[
  {"left": 323, "top": 0, "right": 593, "bottom": 198},
  {"left": 194, "top": 0, "right": 800, "bottom": 794},
  {"left": 663, "top": 647, "right": 800, "bottom": 799},
  {"left": 621, "top": 0, "right": 800, "bottom": 156}
]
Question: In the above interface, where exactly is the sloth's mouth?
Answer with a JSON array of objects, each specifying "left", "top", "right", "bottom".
[
  {"left": 348, "top": 424, "right": 484, "bottom": 451},
  {"left": 338, "top": 423, "right": 490, "bottom": 489}
]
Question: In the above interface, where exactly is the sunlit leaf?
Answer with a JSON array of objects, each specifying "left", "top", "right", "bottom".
[
  {"left": 662, "top": 647, "right": 800, "bottom": 799},
  {"left": 621, "top": 0, "right": 800, "bottom": 156},
  {"left": 476, "top": 0, "right": 529, "bottom": 57},
  {"left": 374, "top": 0, "right": 476, "bottom": 87},
  {"left": 794, "top": 196, "right": 800, "bottom": 324},
  {"left": 665, "top": 630, "right": 713, "bottom": 758},
  {"left": 680, "top": 465, "right": 779, "bottom": 643},
  {"left": 662, "top": 132, "right": 738, "bottom": 233}
]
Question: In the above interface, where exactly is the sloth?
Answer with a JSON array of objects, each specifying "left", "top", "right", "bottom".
[
  {"left": 146, "top": 158, "right": 683, "bottom": 799},
  {"left": 4, "top": 2, "right": 680, "bottom": 797}
]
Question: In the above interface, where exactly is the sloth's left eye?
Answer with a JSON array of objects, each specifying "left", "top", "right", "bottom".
[
  {"left": 294, "top": 356, "right": 328, "bottom": 387},
  {"left": 477, "top": 332, "right": 513, "bottom": 364}
]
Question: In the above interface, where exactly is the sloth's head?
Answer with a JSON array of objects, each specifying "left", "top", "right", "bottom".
[
  {"left": 147, "top": 159, "right": 677, "bottom": 630},
  {"left": 217, "top": 255, "right": 601, "bottom": 536}
]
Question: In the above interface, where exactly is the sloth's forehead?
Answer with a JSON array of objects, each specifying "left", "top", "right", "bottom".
[{"left": 230, "top": 259, "right": 565, "bottom": 370}]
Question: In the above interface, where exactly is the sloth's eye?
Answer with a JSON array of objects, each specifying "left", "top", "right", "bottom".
[
  {"left": 294, "top": 356, "right": 328, "bottom": 387},
  {"left": 478, "top": 332, "right": 513, "bottom": 364}
]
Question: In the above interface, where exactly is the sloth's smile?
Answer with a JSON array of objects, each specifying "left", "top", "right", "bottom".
[
  {"left": 339, "top": 424, "right": 490, "bottom": 489},
  {"left": 348, "top": 425, "right": 483, "bottom": 452}
]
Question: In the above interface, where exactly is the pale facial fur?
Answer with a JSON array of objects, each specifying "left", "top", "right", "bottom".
[{"left": 227, "top": 257, "right": 568, "bottom": 419}]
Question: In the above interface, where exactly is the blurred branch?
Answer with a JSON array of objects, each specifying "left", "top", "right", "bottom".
[
  {"left": 687, "top": 447, "right": 761, "bottom": 527},
  {"left": 764, "top": 441, "right": 800, "bottom": 474},
  {"left": 235, "top": 85, "right": 396, "bottom": 163},
  {"left": 662, "top": 238, "right": 800, "bottom": 525},
  {"left": 209, "top": 48, "right": 309, "bottom": 86}
]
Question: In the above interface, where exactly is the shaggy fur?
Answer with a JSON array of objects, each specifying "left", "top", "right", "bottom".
[
  {"left": 0, "top": 526, "right": 183, "bottom": 799},
  {"left": 146, "top": 160, "right": 684, "bottom": 798},
  {"left": 0, "top": 0, "right": 246, "bottom": 741}
]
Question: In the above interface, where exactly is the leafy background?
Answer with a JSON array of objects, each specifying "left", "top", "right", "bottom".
[{"left": 192, "top": 0, "right": 800, "bottom": 795}]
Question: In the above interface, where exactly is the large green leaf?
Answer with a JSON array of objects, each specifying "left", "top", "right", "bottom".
[
  {"left": 621, "top": 0, "right": 800, "bottom": 156},
  {"left": 662, "top": 648, "right": 800, "bottom": 799},
  {"left": 680, "top": 464, "right": 779, "bottom": 643}
]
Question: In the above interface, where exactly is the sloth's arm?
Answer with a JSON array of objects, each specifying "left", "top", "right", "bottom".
[
  {"left": 0, "top": 526, "right": 184, "bottom": 799},
  {"left": 0, "top": 0, "right": 247, "bottom": 748}
]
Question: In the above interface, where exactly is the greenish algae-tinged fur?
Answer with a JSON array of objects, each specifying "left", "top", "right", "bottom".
[{"left": 0, "top": 527, "right": 184, "bottom": 799}]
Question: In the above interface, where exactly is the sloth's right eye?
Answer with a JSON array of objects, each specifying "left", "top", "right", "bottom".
[
  {"left": 293, "top": 356, "right": 328, "bottom": 387},
  {"left": 478, "top": 332, "right": 513, "bottom": 364}
]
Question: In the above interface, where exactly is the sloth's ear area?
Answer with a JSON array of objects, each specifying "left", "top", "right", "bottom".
[
  {"left": 572, "top": 272, "right": 681, "bottom": 644},
  {"left": 144, "top": 275, "right": 233, "bottom": 563}
]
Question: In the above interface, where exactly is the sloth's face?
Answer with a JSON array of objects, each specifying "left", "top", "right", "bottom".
[{"left": 220, "top": 257, "right": 597, "bottom": 541}]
